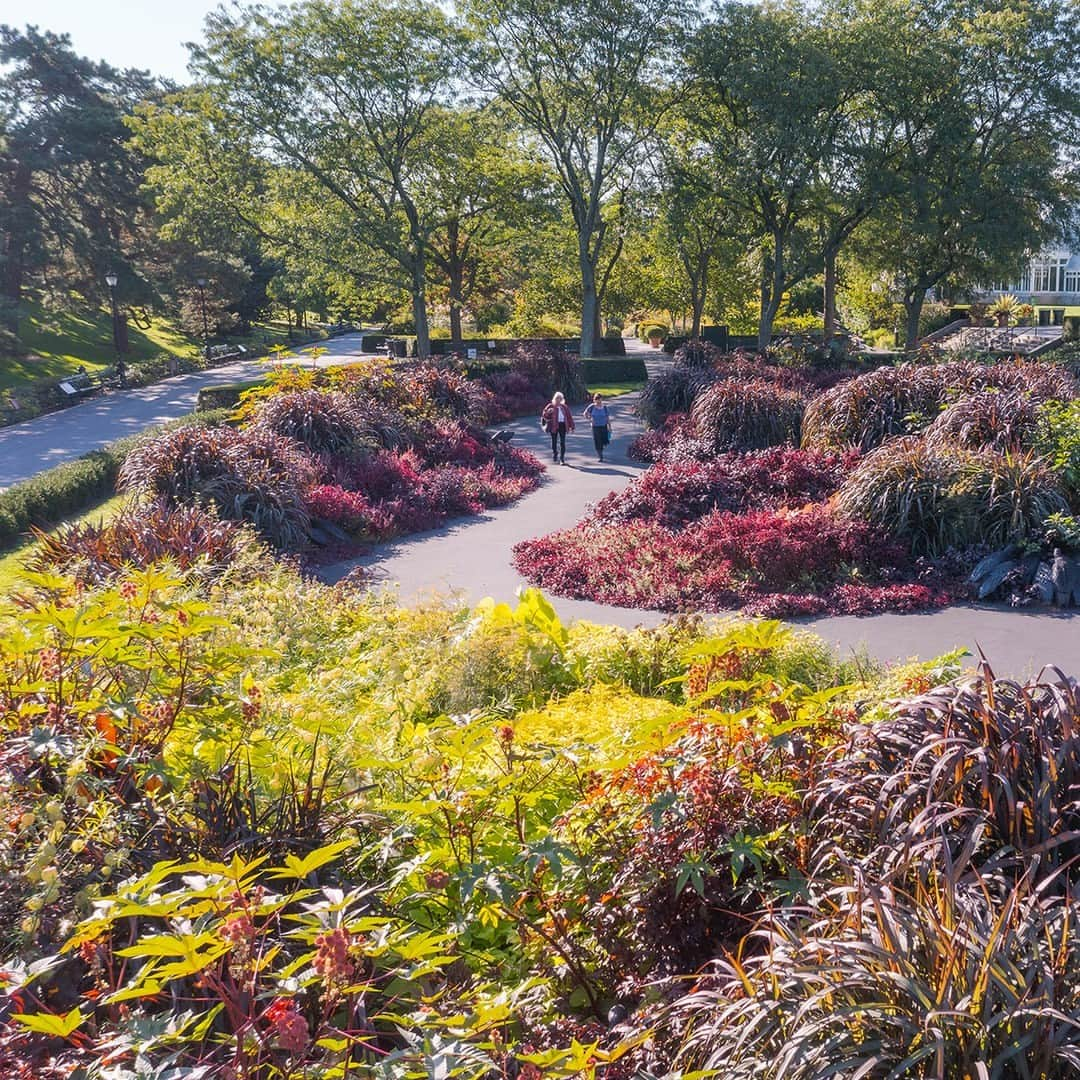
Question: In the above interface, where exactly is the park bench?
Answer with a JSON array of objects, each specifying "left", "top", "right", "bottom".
[
  {"left": 206, "top": 343, "right": 248, "bottom": 363},
  {"left": 56, "top": 372, "right": 100, "bottom": 400}
]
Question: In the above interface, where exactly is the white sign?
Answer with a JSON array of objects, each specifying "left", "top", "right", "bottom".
[{"left": 467, "top": 348, "right": 478, "bottom": 359}]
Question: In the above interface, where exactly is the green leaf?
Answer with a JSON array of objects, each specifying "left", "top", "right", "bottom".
[
  {"left": 12, "top": 1007, "right": 84, "bottom": 1039},
  {"left": 268, "top": 838, "right": 356, "bottom": 880}
]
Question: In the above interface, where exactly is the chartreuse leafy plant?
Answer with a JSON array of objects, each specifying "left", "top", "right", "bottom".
[
  {"left": 55, "top": 843, "right": 537, "bottom": 1079},
  {"left": 9, "top": 562, "right": 1055, "bottom": 1078}
]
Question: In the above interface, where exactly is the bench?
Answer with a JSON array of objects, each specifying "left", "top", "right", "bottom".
[
  {"left": 57, "top": 373, "right": 99, "bottom": 400},
  {"left": 205, "top": 344, "right": 248, "bottom": 363}
]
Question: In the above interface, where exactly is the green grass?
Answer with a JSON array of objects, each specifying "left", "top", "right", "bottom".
[
  {"left": 0, "top": 492, "right": 128, "bottom": 597},
  {"left": 1, "top": 303, "right": 328, "bottom": 394},
  {"left": 1, "top": 300, "right": 201, "bottom": 391},
  {"left": 585, "top": 379, "right": 647, "bottom": 398}
]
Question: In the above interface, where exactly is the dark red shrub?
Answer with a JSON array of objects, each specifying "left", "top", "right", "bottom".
[
  {"left": 344, "top": 450, "right": 422, "bottom": 501},
  {"left": 306, "top": 485, "right": 373, "bottom": 532},
  {"left": 588, "top": 448, "right": 856, "bottom": 530},
  {"left": 479, "top": 371, "right": 549, "bottom": 421},
  {"left": 512, "top": 504, "right": 946, "bottom": 617}
]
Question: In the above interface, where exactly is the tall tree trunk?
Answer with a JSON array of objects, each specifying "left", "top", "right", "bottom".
[
  {"left": 580, "top": 244, "right": 598, "bottom": 359},
  {"left": 757, "top": 257, "right": 772, "bottom": 351},
  {"left": 1, "top": 165, "right": 32, "bottom": 334},
  {"left": 904, "top": 291, "right": 924, "bottom": 351},
  {"left": 691, "top": 252, "right": 709, "bottom": 338},
  {"left": 447, "top": 218, "right": 464, "bottom": 343},
  {"left": 757, "top": 234, "right": 786, "bottom": 350},
  {"left": 823, "top": 247, "right": 837, "bottom": 342},
  {"left": 448, "top": 268, "right": 464, "bottom": 343},
  {"left": 411, "top": 260, "right": 431, "bottom": 359}
]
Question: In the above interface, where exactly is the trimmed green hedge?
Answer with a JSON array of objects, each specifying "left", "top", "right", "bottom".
[
  {"left": 197, "top": 379, "right": 264, "bottom": 411},
  {"left": 581, "top": 356, "right": 648, "bottom": 384},
  {"left": 0, "top": 408, "right": 234, "bottom": 552}
]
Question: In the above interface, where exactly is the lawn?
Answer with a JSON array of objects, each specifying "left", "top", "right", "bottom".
[
  {"left": 0, "top": 303, "right": 328, "bottom": 393},
  {"left": 584, "top": 378, "right": 647, "bottom": 397},
  {"left": 0, "top": 300, "right": 201, "bottom": 391}
]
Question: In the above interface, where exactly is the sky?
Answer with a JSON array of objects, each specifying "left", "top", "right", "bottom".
[{"left": 2, "top": 0, "right": 223, "bottom": 81}]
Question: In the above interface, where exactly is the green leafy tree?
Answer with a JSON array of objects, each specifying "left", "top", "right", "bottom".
[
  {"left": 688, "top": 2, "right": 856, "bottom": 349},
  {"left": 469, "top": 0, "right": 691, "bottom": 357},
  {"left": 851, "top": 0, "right": 1080, "bottom": 348},
  {"left": 185, "top": 0, "right": 475, "bottom": 358},
  {"left": 424, "top": 107, "right": 558, "bottom": 341},
  {"left": 0, "top": 25, "right": 156, "bottom": 336}
]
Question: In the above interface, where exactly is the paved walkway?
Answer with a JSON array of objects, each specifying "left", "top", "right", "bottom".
[
  {"left": 6, "top": 329, "right": 1078, "bottom": 677},
  {"left": 0, "top": 332, "right": 373, "bottom": 490}
]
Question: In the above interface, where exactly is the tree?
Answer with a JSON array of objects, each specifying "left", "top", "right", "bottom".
[
  {"left": 186, "top": 0, "right": 474, "bottom": 358},
  {"left": 0, "top": 25, "right": 155, "bottom": 335},
  {"left": 688, "top": 2, "right": 857, "bottom": 348},
  {"left": 423, "top": 107, "right": 556, "bottom": 341},
  {"left": 849, "top": 0, "right": 1080, "bottom": 348},
  {"left": 651, "top": 138, "right": 745, "bottom": 338},
  {"left": 468, "top": 0, "right": 690, "bottom": 357}
]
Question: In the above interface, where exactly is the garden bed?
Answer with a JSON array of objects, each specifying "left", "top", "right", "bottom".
[
  {"left": 26, "top": 346, "right": 587, "bottom": 580},
  {"left": 514, "top": 341, "right": 1080, "bottom": 616},
  {"left": 4, "top": 558, "right": 1079, "bottom": 1078}
]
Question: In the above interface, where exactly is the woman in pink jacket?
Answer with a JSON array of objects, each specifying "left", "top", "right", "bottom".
[{"left": 540, "top": 391, "right": 575, "bottom": 464}]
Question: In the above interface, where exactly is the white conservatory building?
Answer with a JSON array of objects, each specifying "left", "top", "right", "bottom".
[{"left": 983, "top": 246, "right": 1080, "bottom": 323}]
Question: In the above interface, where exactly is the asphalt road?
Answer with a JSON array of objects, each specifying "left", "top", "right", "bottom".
[{"left": 0, "top": 331, "right": 373, "bottom": 490}]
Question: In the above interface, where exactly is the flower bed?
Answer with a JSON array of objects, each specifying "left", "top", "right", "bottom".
[
  {"left": 107, "top": 360, "right": 548, "bottom": 562},
  {"left": 518, "top": 352, "right": 1080, "bottom": 615},
  {"left": 515, "top": 504, "right": 954, "bottom": 617}
]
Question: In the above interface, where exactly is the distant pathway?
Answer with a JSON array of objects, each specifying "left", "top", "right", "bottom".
[{"left": 0, "top": 331, "right": 373, "bottom": 490}]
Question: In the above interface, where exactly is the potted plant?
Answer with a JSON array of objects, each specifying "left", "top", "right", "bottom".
[
  {"left": 642, "top": 323, "right": 665, "bottom": 348},
  {"left": 1016, "top": 303, "right": 1034, "bottom": 326},
  {"left": 989, "top": 294, "right": 1019, "bottom": 327}
]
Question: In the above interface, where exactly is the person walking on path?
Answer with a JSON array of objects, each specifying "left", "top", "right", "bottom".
[
  {"left": 541, "top": 391, "right": 575, "bottom": 464},
  {"left": 583, "top": 393, "right": 611, "bottom": 462}
]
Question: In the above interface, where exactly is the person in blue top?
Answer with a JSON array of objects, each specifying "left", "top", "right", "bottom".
[{"left": 583, "top": 393, "right": 611, "bottom": 462}]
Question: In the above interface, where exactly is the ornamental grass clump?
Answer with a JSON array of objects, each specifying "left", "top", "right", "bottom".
[
  {"left": 405, "top": 364, "right": 490, "bottom": 422},
  {"left": 924, "top": 388, "right": 1046, "bottom": 452},
  {"left": 690, "top": 378, "right": 807, "bottom": 451},
  {"left": 27, "top": 501, "right": 250, "bottom": 586},
  {"left": 672, "top": 339, "right": 724, "bottom": 368},
  {"left": 811, "top": 664, "right": 1080, "bottom": 882},
  {"left": 836, "top": 436, "right": 1067, "bottom": 555},
  {"left": 675, "top": 872, "right": 1080, "bottom": 1080},
  {"left": 636, "top": 366, "right": 720, "bottom": 428},
  {"left": 119, "top": 425, "right": 315, "bottom": 549},
  {"left": 803, "top": 360, "right": 1079, "bottom": 452},
  {"left": 250, "top": 388, "right": 378, "bottom": 457}
]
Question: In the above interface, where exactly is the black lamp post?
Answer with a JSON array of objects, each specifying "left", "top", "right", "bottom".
[
  {"left": 196, "top": 278, "right": 210, "bottom": 358},
  {"left": 105, "top": 272, "right": 125, "bottom": 387}
]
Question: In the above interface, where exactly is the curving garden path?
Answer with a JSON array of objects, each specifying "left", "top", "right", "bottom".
[
  {"left": 0, "top": 331, "right": 374, "bottom": 491},
  {"left": 320, "top": 339, "right": 1080, "bottom": 679},
  {"left": 4, "top": 329, "right": 1078, "bottom": 677}
]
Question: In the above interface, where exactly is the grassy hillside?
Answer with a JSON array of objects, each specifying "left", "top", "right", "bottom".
[
  {"left": 1, "top": 301, "right": 324, "bottom": 394},
  {"left": 0, "top": 300, "right": 200, "bottom": 391}
]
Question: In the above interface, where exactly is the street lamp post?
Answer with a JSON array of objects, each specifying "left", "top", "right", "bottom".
[
  {"left": 105, "top": 272, "right": 125, "bottom": 387},
  {"left": 196, "top": 278, "right": 210, "bottom": 358}
]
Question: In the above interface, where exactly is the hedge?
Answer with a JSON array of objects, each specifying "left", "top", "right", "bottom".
[
  {"left": 0, "top": 408, "right": 233, "bottom": 552},
  {"left": 197, "top": 379, "right": 264, "bottom": 411},
  {"left": 581, "top": 356, "right": 648, "bottom": 384}
]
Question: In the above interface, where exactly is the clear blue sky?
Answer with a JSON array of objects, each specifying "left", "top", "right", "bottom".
[{"left": 3, "top": 0, "right": 223, "bottom": 81}]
